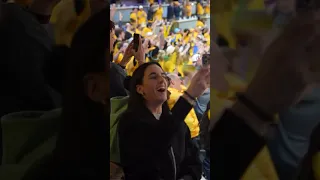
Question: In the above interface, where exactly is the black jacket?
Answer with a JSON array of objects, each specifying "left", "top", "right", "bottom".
[
  {"left": 118, "top": 97, "right": 202, "bottom": 180},
  {"left": 210, "top": 109, "right": 266, "bottom": 179}
]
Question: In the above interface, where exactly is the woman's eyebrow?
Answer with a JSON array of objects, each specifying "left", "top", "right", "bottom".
[{"left": 148, "top": 72, "right": 157, "bottom": 77}]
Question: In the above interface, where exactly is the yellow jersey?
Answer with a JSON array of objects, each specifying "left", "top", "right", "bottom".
[
  {"left": 154, "top": 7, "right": 163, "bottom": 21},
  {"left": 168, "top": 87, "right": 199, "bottom": 138},
  {"left": 196, "top": 3, "right": 204, "bottom": 15},
  {"left": 185, "top": 4, "right": 192, "bottom": 17},
  {"left": 50, "top": 0, "right": 91, "bottom": 46},
  {"left": 137, "top": 10, "right": 147, "bottom": 25},
  {"left": 130, "top": 12, "right": 137, "bottom": 22}
]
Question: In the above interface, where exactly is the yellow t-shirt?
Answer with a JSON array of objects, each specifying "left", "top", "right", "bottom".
[
  {"left": 242, "top": 147, "right": 279, "bottom": 180},
  {"left": 130, "top": 12, "right": 137, "bottom": 22},
  {"left": 175, "top": 33, "right": 182, "bottom": 43},
  {"left": 142, "top": 27, "right": 152, "bottom": 37},
  {"left": 135, "top": 29, "right": 142, "bottom": 35},
  {"left": 50, "top": 0, "right": 91, "bottom": 46},
  {"left": 125, "top": 57, "right": 139, "bottom": 76},
  {"left": 313, "top": 153, "right": 320, "bottom": 179},
  {"left": 137, "top": 10, "right": 147, "bottom": 25},
  {"left": 204, "top": 33, "right": 210, "bottom": 45},
  {"left": 114, "top": 53, "right": 124, "bottom": 64},
  {"left": 196, "top": 3, "right": 204, "bottom": 15},
  {"left": 183, "top": 34, "right": 191, "bottom": 44},
  {"left": 205, "top": 5, "right": 210, "bottom": 14},
  {"left": 196, "top": 20, "right": 205, "bottom": 28},
  {"left": 154, "top": 7, "right": 163, "bottom": 21},
  {"left": 185, "top": 5, "right": 192, "bottom": 17},
  {"left": 163, "top": 60, "right": 175, "bottom": 73},
  {"left": 168, "top": 87, "right": 199, "bottom": 138}
]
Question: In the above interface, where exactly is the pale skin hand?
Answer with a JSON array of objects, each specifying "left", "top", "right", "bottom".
[
  {"left": 110, "top": 4, "right": 116, "bottom": 21},
  {"left": 120, "top": 36, "right": 145, "bottom": 66},
  {"left": 186, "top": 65, "right": 210, "bottom": 98},
  {"left": 133, "top": 35, "right": 146, "bottom": 65},
  {"left": 119, "top": 42, "right": 134, "bottom": 67}
]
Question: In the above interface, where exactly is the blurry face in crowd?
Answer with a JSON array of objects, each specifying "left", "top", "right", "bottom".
[
  {"left": 119, "top": 31, "right": 125, "bottom": 40},
  {"left": 136, "top": 65, "right": 169, "bottom": 105},
  {"left": 169, "top": 74, "right": 182, "bottom": 90}
]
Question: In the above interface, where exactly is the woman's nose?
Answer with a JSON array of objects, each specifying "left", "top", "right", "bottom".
[{"left": 158, "top": 75, "right": 165, "bottom": 82}]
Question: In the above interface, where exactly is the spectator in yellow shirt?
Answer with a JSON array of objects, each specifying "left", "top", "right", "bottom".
[
  {"left": 137, "top": 5, "right": 147, "bottom": 25},
  {"left": 142, "top": 23, "right": 152, "bottom": 37},
  {"left": 50, "top": 0, "right": 91, "bottom": 46},
  {"left": 167, "top": 73, "right": 199, "bottom": 138},
  {"left": 196, "top": 17, "right": 205, "bottom": 28},
  {"left": 196, "top": 2, "right": 204, "bottom": 16},
  {"left": 185, "top": 2, "right": 192, "bottom": 18},
  {"left": 154, "top": 4, "right": 163, "bottom": 21},
  {"left": 203, "top": 28, "right": 210, "bottom": 45},
  {"left": 204, "top": 3, "right": 210, "bottom": 14},
  {"left": 129, "top": 8, "right": 138, "bottom": 22}
]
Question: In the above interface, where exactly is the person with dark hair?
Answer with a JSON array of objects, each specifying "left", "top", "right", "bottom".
[
  {"left": 173, "top": 1, "right": 181, "bottom": 20},
  {"left": 20, "top": 8, "right": 111, "bottom": 179},
  {"left": 0, "top": 0, "right": 62, "bottom": 164},
  {"left": 115, "top": 28, "right": 125, "bottom": 41},
  {"left": 118, "top": 61, "right": 209, "bottom": 179}
]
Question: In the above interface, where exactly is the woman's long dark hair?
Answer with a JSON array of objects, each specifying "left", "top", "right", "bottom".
[
  {"left": 52, "top": 8, "right": 110, "bottom": 176},
  {"left": 127, "top": 62, "right": 170, "bottom": 113}
]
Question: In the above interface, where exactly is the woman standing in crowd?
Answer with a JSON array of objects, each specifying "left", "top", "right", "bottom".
[{"left": 118, "top": 59, "right": 209, "bottom": 179}]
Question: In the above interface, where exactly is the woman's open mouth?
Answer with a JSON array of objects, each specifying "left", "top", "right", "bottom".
[{"left": 157, "top": 87, "right": 166, "bottom": 93}]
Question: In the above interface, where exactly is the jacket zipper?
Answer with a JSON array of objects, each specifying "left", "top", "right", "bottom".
[{"left": 170, "top": 146, "right": 177, "bottom": 180}]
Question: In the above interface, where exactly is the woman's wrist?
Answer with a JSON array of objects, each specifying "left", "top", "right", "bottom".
[
  {"left": 243, "top": 86, "right": 275, "bottom": 115},
  {"left": 119, "top": 55, "right": 130, "bottom": 67},
  {"left": 231, "top": 101, "right": 273, "bottom": 137},
  {"left": 182, "top": 93, "right": 196, "bottom": 106}
]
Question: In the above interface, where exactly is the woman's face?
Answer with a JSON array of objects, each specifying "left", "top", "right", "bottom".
[
  {"left": 110, "top": 28, "right": 115, "bottom": 52},
  {"left": 137, "top": 65, "right": 169, "bottom": 104}
]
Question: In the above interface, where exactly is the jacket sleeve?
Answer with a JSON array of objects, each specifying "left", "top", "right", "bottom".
[
  {"left": 178, "top": 128, "right": 202, "bottom": 180},
  {"left": 210, "top": 109, "right": 266, "bottom": 179}
]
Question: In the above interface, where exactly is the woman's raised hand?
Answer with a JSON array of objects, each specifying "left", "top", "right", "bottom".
[
  {"left": 186, "top": 65, "right": 210, "bottom": 98},
  {"left": 132, "top": 35, "right": 146, "bottom": 65}
]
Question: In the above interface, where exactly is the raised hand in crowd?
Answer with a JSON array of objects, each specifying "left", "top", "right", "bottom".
[
  {"left": 119, "top": 35, "right": 145, "bottom": 67},
  {"left": 132, "top": 35, "right": 145, "bottom": 65},
  {"left": 186, "top": 65, "right": 210, "bottom": 99},
  {"left": 119, "top": 12, "right": 123, "bottom": 21},
  {"left": 110, "top": 3, "right": 116, "bottom": 20}
]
